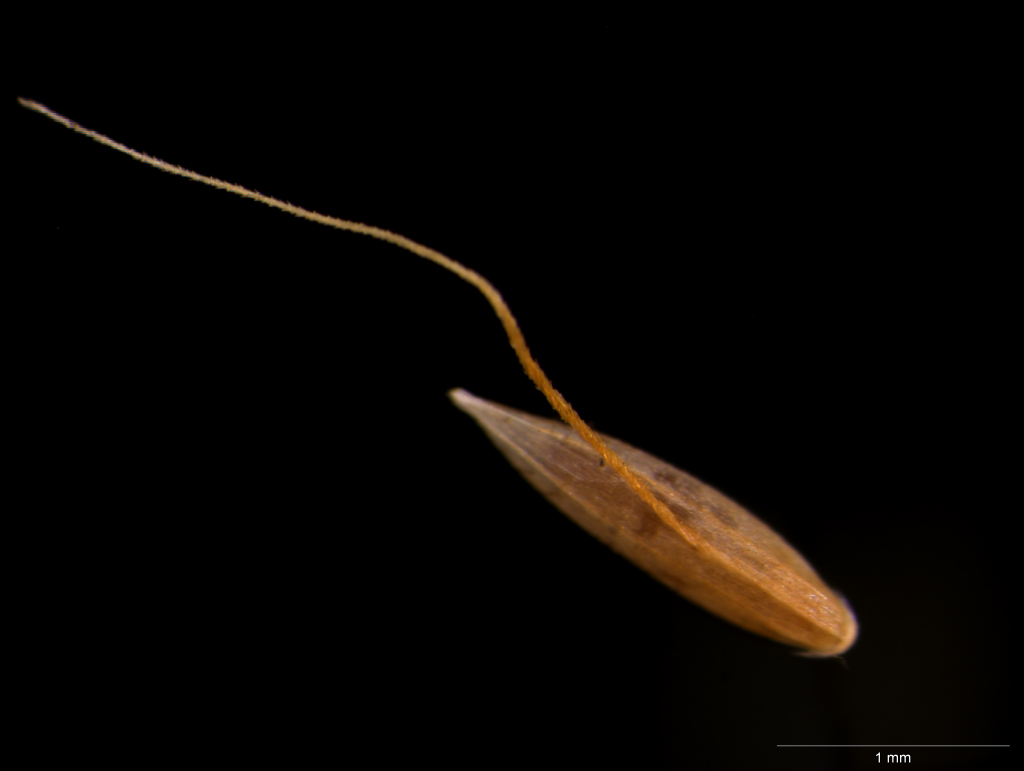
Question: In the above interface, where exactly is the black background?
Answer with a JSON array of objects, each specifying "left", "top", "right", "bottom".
[{"left": 10, "top": 11, "right": 1014, "bottom": 769}]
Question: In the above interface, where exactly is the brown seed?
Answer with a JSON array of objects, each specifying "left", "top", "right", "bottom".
[
  {"left": 450, "top": 389, "right": 857, "bottom": 656},
  {"left": 20, "top": 97, "right": 857, "bottom": 655}
]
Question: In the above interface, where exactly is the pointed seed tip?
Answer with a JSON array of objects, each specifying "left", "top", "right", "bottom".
[{"left": 447, "top": 388, "right": 477, "bottom": 408}]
